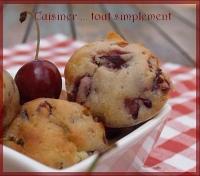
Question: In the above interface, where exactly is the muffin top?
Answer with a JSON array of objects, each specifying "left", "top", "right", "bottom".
[
  {"left": 3, "top": 69, "right": 20, "bottom": 129},
  {"left": 64, "top": 32, "right": 171, "bottom": 127},
  {"left": 4, "top": 98, "right": 107, "bottom": 169}
]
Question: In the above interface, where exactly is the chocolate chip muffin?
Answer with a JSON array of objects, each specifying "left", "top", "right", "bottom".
[
  {"left": 3, "top": 70, "right": 20, "bottom": 129},
  {"left": 4, "top": 98, "right": 107, "bottom": 169},
  {"left": 64, "top": 32, "right": 171, "bottom": 128}
]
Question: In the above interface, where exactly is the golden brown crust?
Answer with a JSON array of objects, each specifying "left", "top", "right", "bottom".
[
  {"left": 4, "top": 98, "right": 107, "bottom": 169},
  {"left": 64, "top": 34, "right": 171, "bottom": 128},
  {"left": 3, "top": 70, "right": 20, "bottom": 129}
]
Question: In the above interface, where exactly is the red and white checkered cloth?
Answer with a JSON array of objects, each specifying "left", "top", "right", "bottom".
[{"left": 3, "top": 34, "right": 196, "bottom": 172}]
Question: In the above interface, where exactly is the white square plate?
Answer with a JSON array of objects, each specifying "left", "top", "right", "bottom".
[{"left": 3, "top": 71, "right": 171, "bottom": 172}]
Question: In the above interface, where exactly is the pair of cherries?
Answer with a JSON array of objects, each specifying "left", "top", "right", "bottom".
[{"left": 15, "top": 11, "right": 62, "bottom": 104}]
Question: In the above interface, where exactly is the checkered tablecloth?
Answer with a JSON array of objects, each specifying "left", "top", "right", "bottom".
[{"left": 3, "top": 34, "right": 196, "bottom": 173}]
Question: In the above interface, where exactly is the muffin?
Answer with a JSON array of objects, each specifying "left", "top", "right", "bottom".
[
  {"left": 4, "top": 98, "right": 107, "bottom": 169},
  {"left": 3, "top": 70, "right": 20, "bottom": 129},
  {"left": 64, "top": 32, "right": 171, "bottom": 128}
]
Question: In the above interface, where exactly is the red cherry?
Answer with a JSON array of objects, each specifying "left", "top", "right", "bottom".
[
  {"left": 15, "top": 60, "right": 62, "bottom": 104},
  {"left": 15, "top": 11, "right": 62, "bottom": 104}
]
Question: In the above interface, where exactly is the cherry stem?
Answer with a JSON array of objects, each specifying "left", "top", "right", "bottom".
[{"left": 21, "top": 11, "right": 40, "bottom": 60}]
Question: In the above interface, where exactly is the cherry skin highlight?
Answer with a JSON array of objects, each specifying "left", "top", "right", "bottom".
[
  {"left": 15, "top": 60, "right": 62, "bottom": 104},
  {"left": 15, "top": 11, "right": 62, "bottom": 104}
]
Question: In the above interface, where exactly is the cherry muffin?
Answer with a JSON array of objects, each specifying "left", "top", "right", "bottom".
[
  {"left": 3, "top": 70, "right": 20, "bottom": 129},
  {"left": 4, "top": 98, "right": 107, "bottom": 169},
  {"left": 64, "top": 32, "right": 171, "bottom": 128}
]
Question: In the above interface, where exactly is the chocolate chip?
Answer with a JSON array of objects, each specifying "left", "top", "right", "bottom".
[
  {"left": 124, "top": 98, "right": 140, "bottom": 119},
  {"left": 21, "top": 109, "right": 29, "bottom": 120}
]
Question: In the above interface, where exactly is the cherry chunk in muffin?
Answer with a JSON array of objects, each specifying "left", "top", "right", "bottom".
[{"left": 64, "top": 32, "right": 171, "bottom": 128}]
